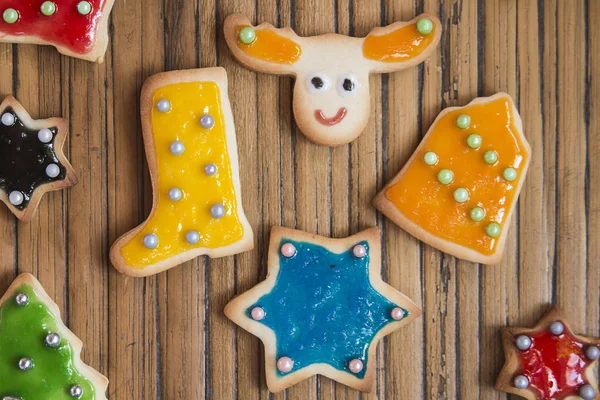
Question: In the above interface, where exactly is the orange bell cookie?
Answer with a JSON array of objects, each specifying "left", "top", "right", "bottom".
[
  {"left": 110, "top": 68, "right": 253, "bottom": 277},
  {"left": 373, "top": 93, "right": 531, "bottom": 265}
]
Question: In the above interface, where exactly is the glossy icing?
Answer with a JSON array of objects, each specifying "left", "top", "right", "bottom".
[
  {"left": 247, "top": 239, "right": 408, "bottom": 379},
  {"left": 0, "top": 284, "right": 95, "bottom": 399},
  {"left": 236, "top": 25, "right": 302, "bottom": 64},
  {"left": 120, "top": 82, "right": 245, "bottom": 268},
  {"left": 384, "top": 96, "right": 528, "bottom": 256},
  {"left": 517, "top": 328, "right": 590, "bottom": 399},
  {"left": 0, "top": 107, "right": 66, "bottom": 210},
  {"left": 362, "top": 21, "right": 436, "bottom": 62},
  {"left": 0, "top": 0, "right": 108, "bottom": 54}
]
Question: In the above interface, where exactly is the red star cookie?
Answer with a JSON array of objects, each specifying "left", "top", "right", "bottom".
[{"left": 496, "top": 308, "right": 600, "bottom": 400}]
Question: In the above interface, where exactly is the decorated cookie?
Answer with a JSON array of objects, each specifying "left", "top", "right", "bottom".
[
  {"left": 495, "top": 308, "right": 600, "bottom": 400},
  {"left": 373, "top": 93, "right": 530, "bottom": 265},
  {"left": 224, "top": 13, "right": 441, "bottom": 146},
  {"left": 0, "top": 0, "right": 115, "bottom": 63},
  {"left": 0, "top": 96, "right": 77, "bottom": 222},
  {"left": 110, "top": 68, "right": 254, "bottom": 277},
  {"left": 224, "top": 226, "right": 421, "bottom": 392},
  {"left": 0, "top": 273, "right": 108, "bottom": 399}
]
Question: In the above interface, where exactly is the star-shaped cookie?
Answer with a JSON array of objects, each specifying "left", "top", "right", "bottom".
[
  {"left": 224, "top": 226, "right": 421, "bottom": 393},
  {"left": 496, "top": 308, "right": 600, "bottom": 400},
  {"left": 0, "top": 96, "right": 77, "bottom": 222}
]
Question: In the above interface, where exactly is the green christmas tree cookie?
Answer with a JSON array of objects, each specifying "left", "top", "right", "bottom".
[{"left": 0, "top": 273, "right": 108, "bottom": 400}]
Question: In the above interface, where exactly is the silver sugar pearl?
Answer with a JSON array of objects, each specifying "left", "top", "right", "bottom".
[
  {"left": 210, "top": 204, "right": 225, "bottom": 219},
  {"left": 580, "top": 384, "right": 596, "bottom": 400},
  {"left": 1, "top": 113, "right": 15, "bottom": 126},
  {"left": 45, "top": 333, "right": 61, "bottom": 348},
  {"left": 143, "top": 234, "right": 159, "bottom": 249},
  {"left": 200, "top": 114, "right": 215, "bottom": 129},
  {"left": 186, "top": 230, "right": 200, "bottom": 245},
  {"left": 37, "top": 128, "right": 53, "bottom": 143},
  {"left": 170, "top": 141, "right": 185, "bottom": 155},
  {"left": 168, "top": 188, "right": 182, "bottom": 201},
  {"left": 18, "top": 357, "right": 33, "bottom": 371},
  {"left": 156, "top": 99, "right": 171, "bottom": 113},
  {"left": 204, "top": 163, "right": 217, "bottom": 176},
  {"left": 46, "top": 163, "right": 61, "bottom": 178},
  {"left": 515, "top": 335, "right": 532, "bottom": 351},
  {"left": 513, "top": 375, "right": 529, "bottom": 389},
  {"left": 549, "top": 321, "right": 564, "bottom": 335},
  {"left": 585, "top": 345, "right": 600, "bottom": 360},
  {"left": 69, "top": 385, "right": 83, "bottom": 398},
  {"left": 15, "top": 293, "right": 29, "bottom": 306},
  {"left": 8, "top": 191, "right": 24, "bottom": 206}
]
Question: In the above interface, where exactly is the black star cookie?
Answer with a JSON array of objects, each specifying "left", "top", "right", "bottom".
[
  {"left": 225, "top": 226, "right": 421, "bottom": 392},
  {"left": 495, "top": 308, "right": 600, "bottom": 400},
  {"left": 0, "top": 96, "right": 77, "bottom": 222}
]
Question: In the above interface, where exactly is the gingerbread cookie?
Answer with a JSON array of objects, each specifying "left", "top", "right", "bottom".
[
  {"left": 373, "top": 93, "right": 531, "bottom": 265},
  {"left": 0, "top": 96, "right": 77, "bottom": 222},
  {"left": 110, "top": 68, "right": 254, "bottom": 277},
  {"left": 0, "top": 273, "right": 108, "bottom": 399},
  {"left": 224, "top": 13, "right": 441, "bottom": 146},
  {"left": 496, "top": 308, "right": 600, "bottom": 400},
  {"left": 225, "top": 227, "right": 420, "bottom": 392},
  {"left": 0, "top": 0, "right": 115, "bottom": 63}
]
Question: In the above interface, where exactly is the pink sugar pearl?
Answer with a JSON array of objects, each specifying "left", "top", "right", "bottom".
[
  {"left": 251, "top": 307, "right": 265, "bottom": 321},
  {"left": 391, "top": 307, "right": 405, "bottom": 320},
  {"left": 277, "top": 357, "right": 294, "bottom": 373},
  {"left": 349, "top": 359, "right": 363, "bottom": 373},
  {"left": 352, "top": 244, "right": 367, "bottom": 258},
  {"left": 280, "top": 243, "right": 296, "bottom": 258}
]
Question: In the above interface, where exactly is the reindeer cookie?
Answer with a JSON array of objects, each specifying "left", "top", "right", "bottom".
[
  {"left": 110, "top": 68, "right": 254, "bottom": 277},
  {"left": 225, "top": 227, "right": 420, "bottom": 392},
  {"left": 0, "top": 0, "right": 115, "bottom": 63},
  {"left": 373, "top": 93, "right": 531, "bottom": 265},
  {"left": 224, "top": 13, "right": 441, "bottom": 146}
]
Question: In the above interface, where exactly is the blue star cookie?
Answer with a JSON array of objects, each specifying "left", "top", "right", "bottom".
[{"left": 224, "top": 226, "right": 421, "bottom": 392}]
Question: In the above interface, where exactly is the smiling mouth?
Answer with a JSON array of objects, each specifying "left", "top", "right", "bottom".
[{"left": 314, "top": 107, "right": 348, "bottom": 126}]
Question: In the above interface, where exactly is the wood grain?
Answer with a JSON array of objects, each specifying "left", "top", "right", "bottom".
[{"left": 0, "top": 0, "right": 597, "bottom": 399}]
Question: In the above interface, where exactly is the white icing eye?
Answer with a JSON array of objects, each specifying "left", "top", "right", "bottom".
[
  {"left": 305, "top": 73, "right": 331, "bottom": 94},
  {"left": 337, "top": 74, "right": 359, "bottom": 97}
]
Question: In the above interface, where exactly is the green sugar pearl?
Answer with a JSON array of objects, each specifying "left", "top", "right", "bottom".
[
  {"left": 3, "top": 8, "right": 19, "bottom": 24},
  {"left": 456, "top": 114, "right": 471, "bottom": 129},
  {"left": 416, "top": 18, "right": 433, "bottom": 35},
  {"left": 466, "top": 134, "right": 482, "bottom": 149},
  {"left": 77, "top": 1, "right": 92, "bottom": 15},
  {"left": 41, "top": 2, "right": 56, "bottom": 16},
  {"left": 453, "top": 188, "right": 469, "bottom": 203},
  {"left": 484, "top": 150, "right": 498, "bottom": 164},
  {"left": 503, "top": 167, "right": 517, "bottom": 181},
  {"left": 437, "top": 169, "right": 454, "bottom": 185},
  {"left": 470, "top": 207, "right": 485, "bottom": 222},
  {"left": 239, "top": 27, "right": 257, "bottom": 44},
  {"left": 485, "top": 222, "right": 501, "bottom": 238},
  {"left": 423, "top": 151, "right": 438, "bottom": 166}
]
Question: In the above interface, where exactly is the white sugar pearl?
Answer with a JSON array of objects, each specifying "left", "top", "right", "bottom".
[
  {"left": 585, "top": 345, "right": 600, "bottom": 360},
  {"left": 168, "top": 188, "right": 182, "bottom": 201},
  {"left": 549, "top": 321, "right": 564, "bottom": 335},
  {"left": 515, "top": 335, "right": 531, "bottom": 351},
  {"left": 170, "top": 141, "right": 185, "bottom": 155},
  {"left": 186, "top": 230, "right": 200, "bottom": 245},
  {"left": 143, "top": 234, "right": 159, "bottom": 249},
  {"left": 200, "top": 114, "right": 215, "bottom": 129},
  {"left": 580, "top": 384, "right": 596, "bottom": 400},
  {"left": 204, "top": 163, "right": 217, "bottom": 176},
  {"left": 513, "top": 375, "right": 529, "bottom": 389},
  {"left": 1, "top": 113, "right": 15, "bottom": 126},
  {"left": 8, "top": 191, "right": 24, "bottom": 206},
  {"left": 46, "top": 164, "right": 60, "bottom": 178},
  {"left": 156, "top": 99, "right": 171, "bottom": 112},
  {"left": 38, "top": 128, "right": 53, "bottom": 143}
]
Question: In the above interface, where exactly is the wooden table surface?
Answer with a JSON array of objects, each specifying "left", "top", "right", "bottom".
[{"left": 0, "top": 0, "right": 598, "bottom": 399}]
